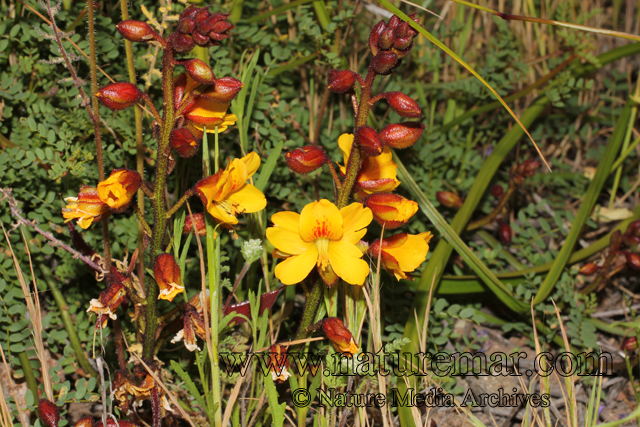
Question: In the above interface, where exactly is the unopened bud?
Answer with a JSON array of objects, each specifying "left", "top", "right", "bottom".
[
  {"left": 499, "top": 223, "right": 512, "bottom": 244},
  {"left": 436, "top": 191, "right": 462, "bottom": 209},
  {"left": 356, "top": 126, "right": 383, "bottom": 157},
  {"left": 38, "top": 399, "right": 60, "bottom": 427},
  {"left": 328, "top": 69, "right": 358, "bottom": 93},
  {"left": 322, "top": 318, "right": 359, "bottom": 357},
  {"left": 381, "top": 92, "right": 422, "bottom": 118},
  {"left": 624, "top": 235, "right": 640, "bottom": 246},
  {"left": 372, "top": 51, "right": 399, "bottom": 75},
  {"left": 170, "top": 128, "right": 200, "bottom": 158},
  {"left": 379, "top": 122, "right": 424, "bottom": 149},
  {"left": 182, "top": 59, "right": 215, "bottom": 85},
  {"left": 627, "top": 220, "right": 640, "bottom": 237},
  {"left": 192, "top": 30, "right": 210, "bottom": 46},
  {"left": 368, "top": 21, "right": 386, "bottom": 56},
  {"left": 490, "top": 185, "right": 504, "bottom": 199},
  {"left": 74, "top": 417, "right": 94, "bottom": 427},
  {"left": 387, "top": 15, "right": 401, "bottom": 30},
  {"left": 200, "top": 77, "right": 243, "bottom": 102},
  {"left": 623, "top": 336, "right": 638, "bottom": 351},
  {"left": 95, "top": 82, "right": 142, "bottom": 111},
  {"left": 183, "top": 212, "right": 207, "bottom": 236},
  {"left": 518, "top": 159, "right": 541, "bottom": 177},
  {"left": 179, "top": 18, "right": 196, "bottom": 34},
  {"left": 116, "top": 20, "right": 156, "bottom": 42},
  {"left": 172, "top": 33, "right": 195, "bottom": 53},
  {"left": 579, "top": 263, "right": 599, "bottom": 276},
  {"left": 180, "top": 5, "right": 199, "bottom": 21},
  {"left": 285, "top": 146, "right": 327, "bottom": 174},
  {"left": 378, "top": 28, "right": 395, "bottom": 50},
  {"left": 393, "top": 35, "right": 413, "bottom": 51},
  {"left": 626, "top": 252, "right": 640, "bottom": 271},
  {"left": 364, "top": 193, "right": 418, "bottom": 229}
]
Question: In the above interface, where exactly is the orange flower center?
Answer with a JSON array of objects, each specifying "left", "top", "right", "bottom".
[{"left": 315, "top": 237, "right": 330, "bottom": 271}]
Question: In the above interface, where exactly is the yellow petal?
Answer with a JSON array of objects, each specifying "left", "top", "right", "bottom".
[
  {"left": 206, "top": 203, "right": 238, "bottom": 225},
  {"left": 299, "top": 199, "right": 343, "bottom": 242},
  {"left": 340, "top": 203, "right": 372, "bottom": 244},
  {"left": 271, "top": 211, "right": 301, "bottom": 234},
  {"left": 327, "top": 239, "right": 369, "bottom": 285},
  {"left": 338, "top": 134, "right": 354, "bottom": 174},
  {"left": 266, "top": 227, "right": 313, "bottom": 255},
  {"left": 275, "top": 245, "right": 319, "bottom": 285},
  {"left": 242, "top": 152, "right": 261, "bottom": 177},
  {"left": 187, "top": 99, "right": 230, "bottom": 122},
  {"left": 386, "top": 234, "right": 429, "bottom": 273},
  {"left": 226, "top": 184, "right": 267, "bottom": 214},
  {"left": 360, "top": 146, "right": 398, "bottom": 182}
]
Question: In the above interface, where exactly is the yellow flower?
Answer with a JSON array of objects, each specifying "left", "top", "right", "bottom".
[
  {"left": 266, "top": 199, "right": 373, "bottom": 286},
  {"left": 181, "top": 76, "right": 237, "bottom": 133},
  {"left": 62, "top": 186, "right": 110, "bottom": 229},
  {"left": 369, "top": 232, "right": 433, "bottom": 280},
  {"left": 338, "top": 133, "right": 400, "bottom": 196},
  {"left": 195, "top": 152, "right": 266, "bottom": 226},
  {"left": 97, "top": 169, "right": 141, "bottom": 212}
]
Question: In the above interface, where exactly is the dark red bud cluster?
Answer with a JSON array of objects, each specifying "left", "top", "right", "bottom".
[
  {"left": 285, "top": 146, "right": 328, "bottom": 174},
  {"left": 96, "top": 82, "right": 142, "bottom": 111},
  {"left": 499, "top": 222, "right": 512, "bottom": 244},
  {"left": 511, "top": 159, "right": 541, "bottom": 185},
  {"left": 369, "top": 13, "right": 420, "bottom": 59},
  {"left": 174, "top": 6, "right": 234, "bottom": 52},
  {"left": 327, "top": 70, "right": 359, "bottom": 93},
  {"left": 356, "top": 126, "right": 383, "bottom": 157},
  {"left": 436, "top": 191, "right": 462, "bottom": 209},
  {"left": 371, "top": 51, "right": 399, "bottom": 75}
]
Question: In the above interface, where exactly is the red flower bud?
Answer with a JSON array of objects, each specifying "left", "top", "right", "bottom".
[
  {"left": 356, "top": 126, "right": 383, "bottom": 157},
  {"left": 518, "top": 159, "right": 541, "bottom": 177},
  {"left": 579, "top": 263, "right": 599, "bottom": 276},
  {"left": 381, "top": 92, "right": 422, "bottom": 118},
  {"left": 378, "top": 28, "right": 395, "bottom": 50},
  {"left": 379, "top": 122, "right": 424, "bottom": 149},
  {"left": 322, "top": 318, "right": 359, "bottom": 357},
  {"left": 180, "top": 5, "right": 199, "bottom": 21},
  {"left": 170, "top": 128, "right": 200, "bottom": 158},
  {"left": 372, "top": 51, "right": 399, "bottom": 75},
  {"left": 368, "top": 21, "right": 386, "bottom": 56},
  {"left": 624, "top": 235, "right": 640, "bottom": 246},
  {"left": 38, "top": 399, "right": 60, "bottom": 427},
  {"left": 94, "top": 420, "right": 137, "bottom": 427},
  {"left": 499, "top": 223, "right": 512, "bottom": 244},
  {"left": 285, "top": 146, "right": 327, "bottom": 174},
  {"left": 211, "top": 20, "right": 234, "bottom": 35},
  {"left": 74, "top": 417, "right": 94, "bottom": 427},
  {"left": 182, "top": 59, "right": 216, "bottom": 84},
  {"left": 195, "top": 8, "right": 210, "bottom": 26},
  {"left": 364, "top": 193, "right": 418, "bottom": 229},
  {"left": 200, "top": 77, "right": 243, "bottom": 102},
  {"left": 436, "top": 191, "right": 462, "bottom": 209},
  {"left": 116, "top": 20, "right": 156, "bottom": 42},
  {"left": 95, "top": 82, "right": 142, "bottom": 111},
  {"left": 387, "top": 15, "right": 401, "bottom": 30},
  {"left": 172, "top": 33, "right": 195, "bottom": 53},
  {"left": 627, "top": 220, "right": 640, "bottom": 237},
  {"left": 393, "top": 35, "right": 413, "bottom": 51},
  {"left": 179, "top": 18, "right": 196, "bottom": 34},
  {"left": 626, "top": 252, "right": 640, "bottom": 271},
  {"left": 327, "top": 69, "right": 358, "bottom": 93},
  {"left": 490, "top": 185, "right": 504, "bottom": 199},
  {"left": 623, "top": 336, "right": 638, "bottom": 351},
  {"left": 183, "top": 212, "right": 207, "bottom": 236},
  {"left": 192, "top": 30, "right": 210, "bottom": 46}
]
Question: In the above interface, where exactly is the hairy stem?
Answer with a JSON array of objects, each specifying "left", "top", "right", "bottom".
[
  {"left": 165, "top": 188, "right": 196, "bottom": 219},
  {"left": 294, "top": 280, "right": 324, "bottom": 341}
]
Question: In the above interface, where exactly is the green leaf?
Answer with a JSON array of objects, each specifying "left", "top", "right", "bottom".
[
  {"left": 170, "top": 360, "right": 209, "bottom": 417},
  {"left": 255, "top": 141, "right": 284, "bottom": 192}
]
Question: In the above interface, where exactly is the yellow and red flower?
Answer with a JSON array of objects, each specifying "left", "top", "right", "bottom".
[
  {"left": 86, "top": 282, "right": 127, "bottom": 328},
  {"left": 175, "top": 74, "right": 238, "bottom": 133},
  {"left": 62, "top": 186, "right": 110, "bottom": 229},
  {"left": 338, "top": 133, "right": 400, "bottom": 198},
  {"left": 266, "top": 199, "right": 373, "bottom": 286},
  {"left": 195, "top": 152, "right": 266, "bottom": 226},
  {"left": 153, "top": 254, "right": 184, "bottom": 302},
  {"left": 267, "top": 344, "right": 291, "bottom": 383},
  {"left": 368, "top": 232, "right": 433, "bottom": 280},
  {"left": 171, "top": 291, "right": 209, "bottom": 352},
  {"left": 364, "top": 193, "right": 418, "bottom": 229},
  {"left": 322, "top": 317, "right": 359, "bottom": 357},
  {"left": 97, "top": 169, "right": 141, "bottom": 212}
]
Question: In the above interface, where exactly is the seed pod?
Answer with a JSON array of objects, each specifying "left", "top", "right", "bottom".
[
  {"left": 490, "top": 185, "right": 504, "bottom": 199},
  {"left": 368, "top": 21, "right": 386, "bottom": 56},
  {"left": 116, "top": 20, "right": 156, "bottom": 42},
  {"left": 436, "top": 191, "right": 462, "bottom": 209},
  {"left": 172, "top": 33, "right": 195, "bottom": 53},
  {"left": 626, "top": 252, "right": 640, "bottom": 271},
  {"left": 578, "top": 263, "right": 599, "bottom": 276},
  {"left": 170, "top": 128, "right": 200, "bottom": 158},
  {"left": 200, "top": 77, "right": 243, "bottom": 102},
  {"left": 38, "top": 399, "right": 60, "bottom": 427},
  {"left": 382, "top": 92, "right": 422, "bottom": 118},
  {"left": 372, "top": 51, "right": 399, "bottom": 75},
  {"left": 379, "top": 122, "right": 424, "bottom": 149},
  {"left": 327, "top": 69, "right": 358, "bottom": 93},
  {"left": 182, "top": 59, "right": 215, "bottom": 85},
  {"left": 623, "top": 336, "right": 638, "bottom": 351},
  {"left": 183, "top": 212, "right": 207, "bottom": 236},
  {"left": 95, "top": 82, "right": 142, "bottom": 111},
  {"left": 285, "top": 146, "right": 327, "bottom": 174},
  {"left": 356, "top": 126, "right": 383, "bottom": 157},
  {"left": 499, "top": 223, "right": 512, "bottom": 244}
]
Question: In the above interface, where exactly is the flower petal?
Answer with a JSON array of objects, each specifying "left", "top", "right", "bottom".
[
  {"left": 226, "top": 184, "right": 266, "bottom": 214},
  {"left": 299, "top": 199, "right": 343, "bottom": 242},
  {"left": 340, "top": 203, "right": 372, "bottom": 244},
  {"left": 267, "top": 227, "right": 313, "bottom": 255},
  {"left": 386, "top": 234, "right": 429, "bottom": 273},
  {"left": 328, "top": 240, "right": 369, "bottom": 285},
  {"left": 241, "top": 152, "right": 261, "bottom": 177},
  {"left": 206, "top": 203, "right": 237, "bottom": 225},
  {"left": 359, "top": 146, "right": 398, "bottom": 182},
  {"left": 271, "top": 211, "right": 301, "bottom": 233},
  {"left": 274, "top": 245, "right": 318, "bottom": 285},
  {"left": 338, "top": 134, "right": 354, "bottom": 174}
]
